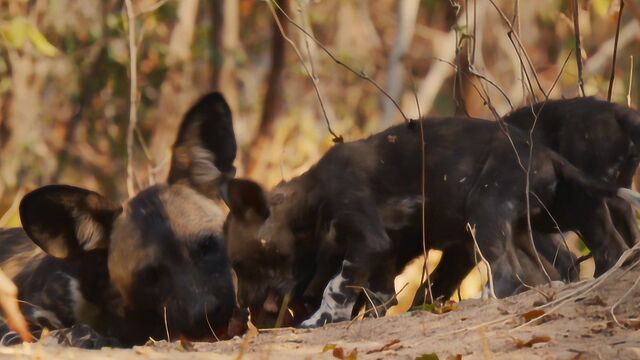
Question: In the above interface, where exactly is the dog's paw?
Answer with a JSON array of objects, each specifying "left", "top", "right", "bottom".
[
  {"left": 47, "top": 324, "right": 121, "bottom": 349},
  {"left": 299, "top": 312, "right": 334, "bottom": 328}
]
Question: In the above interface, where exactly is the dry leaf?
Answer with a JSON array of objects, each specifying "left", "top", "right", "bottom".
[
  {"left": 521, "top": 309, "right": 545, "bottom": 322},
  {"left": 514, "top": 335, "right": 551, "bottom": 348},
  {"left": 365, "top": 339, "right": 401, "bottom": 354},
  {"left": 416, "top": 353, "right": 440, "bottom": 360},
  {"left": 333, "top": 347, "right": 345, "bottom": 359},
  {"left": 446, "top": 355, "right": 463, "bottom": 360},
  {"left": 0, "top": 269, "right": 32, "bottom": 342},
  {"left": 323, "top": 344, "right": 337, "bottom": 352}
]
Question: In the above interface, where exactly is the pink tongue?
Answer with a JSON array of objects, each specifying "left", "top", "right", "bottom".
[{"left": 263, "top": 290, "right": 279, "bottom": 313}]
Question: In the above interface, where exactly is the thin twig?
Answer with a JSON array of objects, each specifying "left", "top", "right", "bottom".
[
  {"left": 628, "top": 55, "right": 634, "bottom": 107},
  {"left": 270, "top": 0, "right": 410, "bottom": 124},
  {"left": 266, "top": 0, "right": 342, "bottom": 142},
  {"left": 410, "top": 69, "right": 433, "bottom": 304},
  {"left": 522, "top": 51, "right": 573, "bottom": 285},
  {"left": 274, "top": 293, "right": 291, "bottom": 328},
  {"left": 488, "top": 0, "right": 545, "bottom": 97},
  {"left": 163, "top": 306, "right": 170, "bottom": 342},
  {"left": 573, "top": 0, "right": 586, "bottom": 96},
  {"left": 608, "top": 0, "right": 626, "bottom": 101},
  {"left": 466, "top": 224, "right": 497, "bottom": 299},
  {"left": 124, "top": 0, "right": 139, "bottom": 198},
  {"left": 204, "top": 303, "right": 220, "bottom": 342},
  {"left": 610, "top": 267, "right": 640, "bottom": 325}
]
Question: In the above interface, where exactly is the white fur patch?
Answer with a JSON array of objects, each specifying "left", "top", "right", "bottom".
[
  {"left": 301, "top": 269, "right": 356, "bottom": 327},
  {"left": 190, "top": 147, "right": 221, "bottom": 184},
  {"left": 618, "top": 188, "right": 640, "bottom": 209},
  {"left": 74, "top": 214, "right": 105, "bottom": 251},
  {"left": 68, "top": 277, "right": 101, "bottom": 325}
]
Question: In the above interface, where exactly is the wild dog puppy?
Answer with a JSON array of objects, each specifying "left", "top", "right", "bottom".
[
  {"left": 224, "top": 116, "right": 640, "bottom": 328},
  {"left": 0, "top": 92, "right": 247, "bottom": 347},
  {"left": 505, "top": 97, "right": 640, "bottom": 249},
  {"left": 411, "top": 98, "right": 640, "bottom": 304}
]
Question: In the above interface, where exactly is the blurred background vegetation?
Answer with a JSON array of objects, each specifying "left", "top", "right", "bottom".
[{"left": 0, "top": 0, "right": 638, "bottom": 306}]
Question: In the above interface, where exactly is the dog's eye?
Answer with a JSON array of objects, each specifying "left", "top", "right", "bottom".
[{"left": 199, "top": 236, "right": 219, "bottom": 256}]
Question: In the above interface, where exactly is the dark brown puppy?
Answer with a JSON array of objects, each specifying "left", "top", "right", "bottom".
[
  {"left": 0, "top": 92, "right": 246, "bottom": 347},
  {"left": 413, "top": 98, "right": 640, "bottom": 304},
  {"left": 225, "top": 116, "right": 640, "bottom": 328}
]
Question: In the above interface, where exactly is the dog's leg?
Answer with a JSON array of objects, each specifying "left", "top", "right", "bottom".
[
  {"left": 467, "top": 207, "right": 520, "bottom": 298},
  {"left": 607, "top": 197, "right": 640, "bottom": 247},
  {"left": 300, "top": 209, "right": 392, "bottom": 328},
  {"left": 412, "top": 244, "right": 475, "bottom": 306},
  {"left": 300, "top": 259, "right": 365, "bottom": 327},
  {"left": 578, "top": 199, "right": 629, "bottom": 275}
]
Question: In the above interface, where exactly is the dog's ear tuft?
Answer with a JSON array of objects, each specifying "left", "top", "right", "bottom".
[
  {"left": 225, "top": 179, "right": 270, "bottom": 220},
  {"left": 168, "top": 92, "right": 237, "bottom": 197},
  {"left": 19, "top": 185, "right": 122, "bottom": 259}
]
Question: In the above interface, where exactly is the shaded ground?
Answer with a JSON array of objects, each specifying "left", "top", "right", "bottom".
[{"left": 2, "top": 261, "right": 640, "bottom": 360}]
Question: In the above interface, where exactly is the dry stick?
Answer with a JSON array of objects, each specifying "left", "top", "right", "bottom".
[
  {"left": 266, "top": 0, "right": 342, "bottom": 143},
  {"left": 573, "top": 0, "right": 586, "bottom": 97},
  {"left": 512, "top": 245, "right": 640, "bottom": 330},
  {"left": 628, "top": 55, "right": 635, "bottom": 107},
  {"left": 466, "top": 224, "right": 497, "bottom": 299},
  {"left": 204, "top": 303, "right": 220, "bottom": 342},
  {"left": 274, "top": 293, "right": 291, "bottom": 328},
  {"left": 488, "top": 0, "right": 545, "bottom": 99},
  {"left": 409, "top": 69, "right": 433, "bottom": 305},
  {"left": 608, "top": 0, "right": 626, "bottom": 101},
  {"left": 270, "top": 0, "right": 409, "bottom": 124},
  {"left": 521, "top": 51, "right": 573, "bottom": 285},
  {"left": 346, "top": 283, "right": 409, "bottom": 329},
  {"left": 610, "top": 265, "right": 640, "bottom": 325},
  {"left": 124, "top": 0, "right": 139, "bottom": 198},
  {"left": 163, "top": 306, "right": 170, "bottom": 342}
]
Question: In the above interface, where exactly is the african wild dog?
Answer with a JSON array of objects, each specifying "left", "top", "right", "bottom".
[
  {"left": 0, "top": 92, "right": 247, "bottom": 347},
  {"left": 224, "top": 115, "right": 640, "bottom": 328},
  {"left": 411, "top": 98, "right": 640, "bottom": 304}
]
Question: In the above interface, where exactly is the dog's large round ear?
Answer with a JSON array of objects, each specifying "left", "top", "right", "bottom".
[
  {"left": 168, "top": 92, "right": 237, "bottom": 198},
  {"left": 19, "top": 185, "right": 123, "bottom": 259},
  {"left": 225, "top": 179, "right": 270, "bottom": 221}
]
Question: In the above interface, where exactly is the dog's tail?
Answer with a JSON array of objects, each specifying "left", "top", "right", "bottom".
[{"left": 550, "top": 151, "right": 640, "bottom": 209}]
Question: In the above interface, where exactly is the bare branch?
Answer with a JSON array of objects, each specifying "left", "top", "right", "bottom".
[
  {"left": 573, "top": 0, "right": 586, "bottom": 96},
  {"left": 608, "top": 0, "right": 626, "bottom": 101},
  {"left": 124, "top": 0, "right": 139, "bottom": 198},
  {"left": 270, "top": 0, "right": 409, "bottom": 124},
  {"left": 628, "top": 55, "right": 635, "bottom": 107}
]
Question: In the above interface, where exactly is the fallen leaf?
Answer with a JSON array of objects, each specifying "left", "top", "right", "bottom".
[
  {"left": 446, "top": 355, "right": 462, "bottom": 360},
  {"left": 178, "top": 338, "right": 195, "bottom": 351},
  {"left": 323, "top": 344, "right": 337, "bottom": 352},
  {"left": 521, "top": 309, "right": 545, "bottom": 322},
  {"left": 333, "top": 347, "right": 345, "bottom": 359},
  {"left": 366, "top": 339, "right": 401, "bottom": 354},
  {"left": 415, "top": 353, "right": 440, "bottom": 360},
  {"left": 412, "top": 300, "right": 457, "bottom": 314},
  {"left": 514, "top": 335, "right": 551, "bottom": 348}
]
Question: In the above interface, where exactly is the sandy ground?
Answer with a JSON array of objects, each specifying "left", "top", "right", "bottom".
[{"left": 2, "top": 260, "right": 640, "bottom": 360}]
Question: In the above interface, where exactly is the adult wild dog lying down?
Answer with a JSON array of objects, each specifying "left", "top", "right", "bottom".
[
  {"left": 0, "top": 92, "right": 246, "bottom": 347},
  {"left": 224, "top": 115, "right": 640, "bottom": 328},
  {"left": 412, "top": 97, "right": 640, "bottom": 304}
]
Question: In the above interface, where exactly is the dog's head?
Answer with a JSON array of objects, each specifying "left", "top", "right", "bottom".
[
  {"left": 19, "top": 92, "right": 245, "bottom": 343},
  {"left": 223, "top": 178, "right": 316, "bottom": 326}
]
